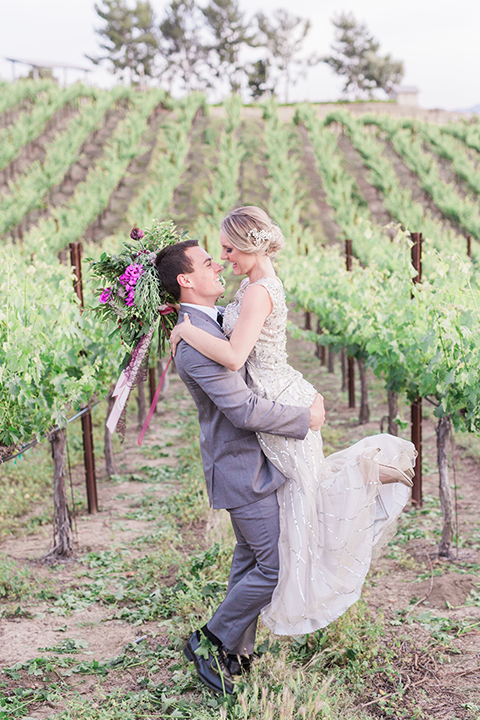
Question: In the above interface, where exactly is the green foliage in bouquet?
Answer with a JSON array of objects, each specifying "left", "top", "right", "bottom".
[{"left": 88, "top": 220, "right": 187, "bottom": 366}]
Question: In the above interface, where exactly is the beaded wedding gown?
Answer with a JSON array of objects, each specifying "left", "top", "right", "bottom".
[{"left": 223, "top": 276, "right": 416, "bottom": 636}]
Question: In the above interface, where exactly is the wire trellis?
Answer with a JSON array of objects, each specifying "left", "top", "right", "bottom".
[{"left": 0, "top": 402, "right": 100, "bottom": 466}]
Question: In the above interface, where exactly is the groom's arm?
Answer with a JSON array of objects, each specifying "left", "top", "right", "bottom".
[{"left": 176, "top": 342, "right": 310, "bottom": 440}]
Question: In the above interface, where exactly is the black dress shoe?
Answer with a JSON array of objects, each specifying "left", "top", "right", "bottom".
[
  {"left": 183, "top": 630, "right": 234, "bottom": 695},
  {"left": 224, "top": 651, "right": 254, "bottom": 676}
]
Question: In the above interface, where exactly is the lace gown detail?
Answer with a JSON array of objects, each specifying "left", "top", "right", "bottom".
[{"left": 223, "top": 277, "right": 415, "bottom": 636}]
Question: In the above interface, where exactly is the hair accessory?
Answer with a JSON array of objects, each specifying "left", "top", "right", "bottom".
[{"left": 247, "top": 227, "right": 276, "bottom": 247}]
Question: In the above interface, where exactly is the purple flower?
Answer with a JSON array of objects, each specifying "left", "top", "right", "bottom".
[
  {"left": 130, "top": 227, "right": 144, "bottom": 240},
  {"left": 99, "top": 287, "right": 112, "bottom": 304},
  {"left": 125, "top": 290, "right": 136, "bottom": 307},
  {"left": 119, "top": 263, "right": 144, "bottom": 287}
]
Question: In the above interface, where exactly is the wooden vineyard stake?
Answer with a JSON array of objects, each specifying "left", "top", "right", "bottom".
[
  {"left": 411, "top": 398, "right": 422, "bottom": 507},
  {"left": 467, "top": 234, "right": 472, "bottom": 259},
  {"left": 410, "top": 232, "right": 423, "bottom": 506},
  {"left": 348, "top": 356, "right": 355, "bottom": 408},
  {"left": 81, "top": 407, "right": 98, "bottom": 514},
  {"left": 411, "top": 232, "right": 422, "bottom": 287},
  {"left": 69, "top": 242, "right": 98, "bottom": 514},
  {"left": 341, "top": 349, "right": 347, "bottom": 391},
  {"left": 346, "top": 239, "right": 355, "bottom": 408},
  {"left": 149, "top": 366, "right": 157, "bottom": 411},
  {"left": 345, "top": 238, "right": 353, "bottom": 272}
]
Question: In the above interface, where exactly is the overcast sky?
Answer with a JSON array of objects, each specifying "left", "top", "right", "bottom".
[{"left": 1, "top": 0, "right": 479, "bottom": 111}]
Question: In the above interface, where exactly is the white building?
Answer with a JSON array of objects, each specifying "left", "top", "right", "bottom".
[{"left": 391, "top": 85, "right": 419, "bottom": 106}]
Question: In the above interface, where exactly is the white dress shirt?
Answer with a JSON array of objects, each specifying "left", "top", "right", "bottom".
[{"left": 182, "top": 303, "right": 223, "bottom": 326}]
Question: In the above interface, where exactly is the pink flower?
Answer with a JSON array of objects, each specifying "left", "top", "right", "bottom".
[
  {"left": 125, "top": 290, "right": 136, "bottom": 307},
  {"left": 99, "top": 287, "right": 112, "bottom": 303},
  {"left": 119, "top": 263, "right": 144, "bottom": 287},
  {"left": 130, "top": 227, "right": 144, "bottom": 240}
]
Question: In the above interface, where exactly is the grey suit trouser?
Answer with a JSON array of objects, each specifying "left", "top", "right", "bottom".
[{"left": 207, "top": 491, "right": 280, "bottom": 656}]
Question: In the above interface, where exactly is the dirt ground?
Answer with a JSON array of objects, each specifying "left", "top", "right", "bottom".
[
  {"left": 1, "top": 322, "right": 480, "bottom": 718},
  {"left": 0, "top": 374, "right": 197, "bottom": 666}
]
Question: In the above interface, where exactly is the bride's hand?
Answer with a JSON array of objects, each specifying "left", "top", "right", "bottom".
[
  {"left": 169, "top": 313, "right": 191, "bottom": 356},
  {"left": 309, "top": 393, "right": 325, "bottom": 431}
]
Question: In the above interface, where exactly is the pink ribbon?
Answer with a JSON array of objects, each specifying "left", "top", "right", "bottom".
[{"left": 137, "top": 356, "right": 173, "bottom": 446}]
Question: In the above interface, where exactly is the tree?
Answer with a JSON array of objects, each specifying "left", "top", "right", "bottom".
[
  {"left": 202, "top": 0, "right": 256, "bottom": 94},
  {"left": 323, "top": 12, "right": 404, "bottom": 99},
  {"left": 159, "top": 0, "right": 210, "bottom": 94},
  {"left": 87, "top": 0, "right": 158, "bottom": 85},
  {"left": 256, "top": 9, "right": 317, "bottom": 103},
  {"left": 247, "top": 59, "right": 270, "bottom": 100}
]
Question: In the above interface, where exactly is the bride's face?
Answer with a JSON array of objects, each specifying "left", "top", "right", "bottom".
[{"left": 220, "top": 230, "right": 254, "bottom": 275}]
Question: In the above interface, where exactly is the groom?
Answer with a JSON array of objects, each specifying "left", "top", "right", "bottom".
[{"left": 155, "top": 239, "right": 324, "bottom": 693}]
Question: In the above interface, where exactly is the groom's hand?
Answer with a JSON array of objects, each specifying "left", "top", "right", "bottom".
[{"left": 309, "top": 394, "right": 325, "bottom": 431}]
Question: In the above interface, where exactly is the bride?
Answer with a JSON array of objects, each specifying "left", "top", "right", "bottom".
[{"left": 169, "top": 206, "right": 416, "bottom": 636}]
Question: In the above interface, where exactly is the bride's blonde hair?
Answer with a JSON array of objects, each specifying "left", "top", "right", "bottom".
[{"left": 221, "top": 206, "right": 285, "bottom": 257}]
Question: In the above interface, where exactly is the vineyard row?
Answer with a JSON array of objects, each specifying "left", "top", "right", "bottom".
[{"left": 1, "top": 90, "right": 480, "bottom": 556}]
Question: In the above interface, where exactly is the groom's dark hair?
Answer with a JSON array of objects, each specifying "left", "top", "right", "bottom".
[{"left": 155, "top": 239, "right": 199, "bottom": 300}]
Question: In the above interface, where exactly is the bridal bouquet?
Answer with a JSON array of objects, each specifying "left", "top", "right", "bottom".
[
  {"left": 89, "top": 220, "right": 186, "bottom": 364},
  {"left": 88, "top": 220, "right": 186, "bottom": 435}
]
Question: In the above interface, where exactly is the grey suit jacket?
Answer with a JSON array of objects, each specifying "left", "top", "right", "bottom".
[{"left": 174, "top": 305, "right": 310, "bottom": 509}]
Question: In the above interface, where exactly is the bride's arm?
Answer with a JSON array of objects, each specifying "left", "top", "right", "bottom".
[{"left": 170, "top": 284, "right": 273, "bottom": 371}]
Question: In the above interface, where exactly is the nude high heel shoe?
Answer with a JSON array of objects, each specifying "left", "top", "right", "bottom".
[
  {"left": 361, "top": 447, "right": 414, "bottom": 488},
  {"left": 378, "top": 463, "right": 413, "bottom": 488}
]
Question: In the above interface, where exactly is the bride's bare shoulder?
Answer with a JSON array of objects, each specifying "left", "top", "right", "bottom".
[{"left": 242, "top": 281, "right": 274, "bottom": 315}]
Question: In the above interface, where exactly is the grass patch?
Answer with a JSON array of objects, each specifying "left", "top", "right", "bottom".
[
  {"left": 0, "top": 554, "right": 35, "bottom": 601},
  {"left": 0, "top": 442, "right": 54, "bottom": 538},
  {"left": 454, "top": 430, "right": 480, "bottom": 462},
  {"left": 0, "top": 399, "right": 116, "bottom": 540}
]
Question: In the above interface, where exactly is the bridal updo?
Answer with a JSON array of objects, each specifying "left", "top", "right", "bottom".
[{"left": 221, "top": 206, "right": 285, "bottom": 257}]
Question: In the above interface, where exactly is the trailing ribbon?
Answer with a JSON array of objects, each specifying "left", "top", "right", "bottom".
[
  {"left": 138, "top": 356, "right": 173, "bottom": 446},
  {"left": 106, "top": 323, "right": 156, "bottom": 434}
]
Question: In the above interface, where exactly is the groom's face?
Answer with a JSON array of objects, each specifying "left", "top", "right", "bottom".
[{"left": 179, "top": 246, "right": 224, "bottom": 303}]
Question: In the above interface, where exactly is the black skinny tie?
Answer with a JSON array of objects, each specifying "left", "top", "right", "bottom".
[{"left": 216, "top": 311, "right": 223, "bottom": 327}]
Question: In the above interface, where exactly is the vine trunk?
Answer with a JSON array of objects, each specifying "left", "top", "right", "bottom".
[
  {"left": 48, "top": 427, "right": 73, "bottom": 558},
  {"left": 437, "top": 415, "right": 454, "bottom": 557},
  {"left": 387, "top": 389, "right": 398, "bottom": 436},
  {"left": 357, "top": 358, "right": 370, "bottom": 424}
]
